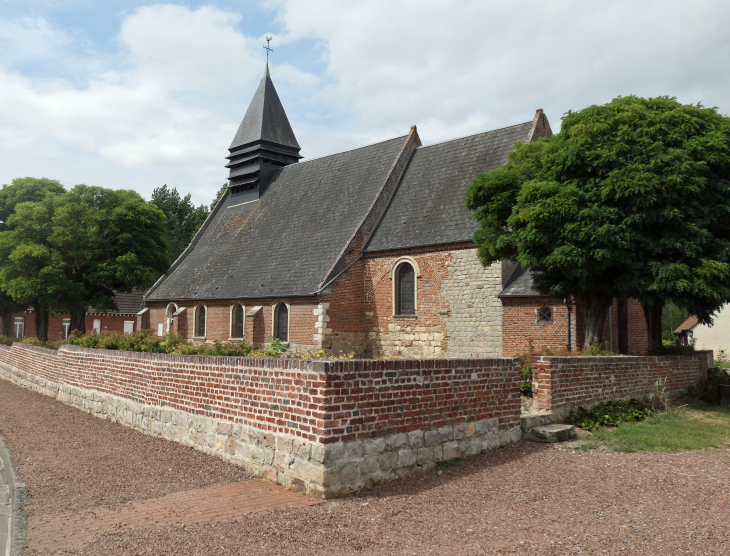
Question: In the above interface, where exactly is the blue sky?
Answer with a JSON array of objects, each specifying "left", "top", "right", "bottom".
[{"left": 1, "top": 1, "right": 729, "bottom": 206}]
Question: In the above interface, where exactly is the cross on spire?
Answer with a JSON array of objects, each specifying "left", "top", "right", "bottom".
[{"left": 264, "top": 36, "right": 273, "bottom": 63}]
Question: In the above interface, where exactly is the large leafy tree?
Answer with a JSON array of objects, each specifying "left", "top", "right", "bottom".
[
  {"left": 466, "top": 96, "right": 730, "bottom": 351},
  {"left": 0, "top": 183, "right": 169, "bottom": 339},
  {"left": 50, "top": 185, "right": 170, "bottom": 333},
  {"left": 0, "top": 178, "right": 66, "bottom": 339},
  {"left": 150, "top": 185, "right": 209, "bottom": 265}
]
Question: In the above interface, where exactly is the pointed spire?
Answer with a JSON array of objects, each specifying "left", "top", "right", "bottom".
[{"left": 225, "top": 60, "right": 302, "bottom": 195}]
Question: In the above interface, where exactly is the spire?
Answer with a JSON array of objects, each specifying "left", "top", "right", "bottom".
[{"left": 225, "top": 49, "right": 302, "bottom": 195}]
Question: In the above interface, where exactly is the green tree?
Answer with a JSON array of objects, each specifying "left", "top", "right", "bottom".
[
  {"left": 0, "top": 183, "right": 169, "bottom": 339},
  {"left": 466, "top": 96, "right": 730, "bottom": 351},
  {"left": 0, "top": 291, "right": 26, "bottom": 337},
  {"left": 150, "top": 185, "right": 209, "bottom": 265},
  {"left": 0, "top": 178, "right": 66, "bottom": 339},
  {"left": 50, "top": 185, "right": 170, "bottom": 333},
  {"left": 210, "top": 183, "right": 227, "bottom": 211}
]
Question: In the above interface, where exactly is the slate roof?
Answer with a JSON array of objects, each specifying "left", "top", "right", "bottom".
[
  {"left": 499, "top": 265, "right": 543, "bottom": 297},
  {"left": 674, "top": 315, "right": 700, "bottom": 334},
  {"left": 365, "top": 122, "right": 533, "bottom": 252},
  {"left": 88, "top": 291, "right": 146, "bottom": 314},
  {"left": 229, "top": 63, "right": 300, "bottom": 151},
  {"left": 146, "top": 136, "right": 408, "bottom": 301}
]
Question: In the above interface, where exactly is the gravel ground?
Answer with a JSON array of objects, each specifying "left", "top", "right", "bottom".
[
  {"left": 0, "top": 379, "right": 250, "bottom": 517},
  {"left": 2, "top": 378, "right": 730, "bottom": 555}
]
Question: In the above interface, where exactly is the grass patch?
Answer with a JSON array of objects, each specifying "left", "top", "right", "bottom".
[{"left": 590, "top": 402, "right": 730, "bottom": 452}]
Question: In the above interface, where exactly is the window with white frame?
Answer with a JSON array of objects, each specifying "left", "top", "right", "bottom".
[
  {"left": 194, "top": 305, "right": 206, "bottom": 337},
  {"left": 62, "top": 318, "right": 71, "bottom": 339},
  {"left": 13, "top": 317, "right": 24, "bottom": 338},
  {"left": 123, "top": 321, "right": 134, "bottom": 335},
  {"left": 93, "top": 319, "right": 101, "bottom": 334}
]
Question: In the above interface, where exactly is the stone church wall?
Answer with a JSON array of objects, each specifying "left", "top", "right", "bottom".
[{"left": 356, "top": 244, "right": 505, "bottom": 358}]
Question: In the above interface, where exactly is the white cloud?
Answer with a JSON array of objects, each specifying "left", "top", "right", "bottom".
[{"left": 1, "top": 1, "right": 730, "bottom": 205}]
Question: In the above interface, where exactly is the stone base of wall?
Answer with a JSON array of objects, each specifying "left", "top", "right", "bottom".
[
  {"left": 0, "top": 361, "right": 328, "bottom": 498},
  {"left": 322, "top": 419, "right": 520, "bottom": 497}
]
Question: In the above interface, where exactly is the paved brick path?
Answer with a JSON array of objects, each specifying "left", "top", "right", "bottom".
[{"left": 28, "top": 480, "right": 323, "bottom": 552}]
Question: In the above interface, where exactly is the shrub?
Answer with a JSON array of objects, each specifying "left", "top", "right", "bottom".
[
  {"left": 519, "top": 353, "right": 533, "bottom": 396},
  {"left": 567, "top": 399, "right": 656, "bottom": 431}
]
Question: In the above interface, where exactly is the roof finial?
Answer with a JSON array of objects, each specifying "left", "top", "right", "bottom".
[{"left": 264, "top": 36, "right": 273, "bottom": 64}]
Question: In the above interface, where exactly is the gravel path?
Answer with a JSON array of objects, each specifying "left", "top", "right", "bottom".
[
  {"left": 0, "top": 379, "right": 250, "bottom": 518},
  {"left": 2, "top": 378, "right": 730, "bottom": 555}
]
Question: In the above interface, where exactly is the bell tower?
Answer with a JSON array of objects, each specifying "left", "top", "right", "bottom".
[{"left": 225, "top": 53, "right": 301, "bottom": 196}]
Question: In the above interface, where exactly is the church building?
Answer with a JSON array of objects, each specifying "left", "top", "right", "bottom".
[{"left": 140, "top": 63, "right": 649, "bottom": 357}]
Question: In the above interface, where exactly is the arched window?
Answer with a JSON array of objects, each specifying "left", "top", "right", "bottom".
[
  {"left": 165, "top": 303, "right": 177, "bottom": 334},
  {"left": 194, "top": 305, "right": 206, "bottom": 338},
  {"left": 274, "top": 303, "right": 288, "bottom": 342},
  {"left": 396, "top": 263, "right": 416, "bottom": 315},
  {"left": 231, "top": 304, "right": 244, "bottom": 338}
]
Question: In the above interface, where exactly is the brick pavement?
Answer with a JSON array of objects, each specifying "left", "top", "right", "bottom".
[{"left": 28, "top": 480, "right": 323, "bottom": 552}]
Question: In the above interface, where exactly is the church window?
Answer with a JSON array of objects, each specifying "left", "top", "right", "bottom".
[
  {"left": 165, "top": 303, "right": 178, "bottom": 334},
  {"left": 231, "top": 304, "right": 244, "bottom": 338},
  {"left": 396, "top": 263, "right": 416, "bottom": 315},
  {"left": 538, "top": 307, "right": 552, "bottom": 323},
  {"left": 194, "top": 305, "right": 207, "bottom": 337},
  {"left": 274, "top": 303, "right": 289, "bottom": 342}
]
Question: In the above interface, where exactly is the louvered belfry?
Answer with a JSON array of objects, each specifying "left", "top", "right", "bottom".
[{"left": 225, "top": 63, "right": 302, "bottom": 195}]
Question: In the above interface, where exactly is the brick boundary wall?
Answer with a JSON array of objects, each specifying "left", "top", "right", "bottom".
[
  {"left": 0, "top": 343, "right": 521, "bottom": 498},
  {"left": 532, "top": 351, "right": 714, "bottom": 417}
]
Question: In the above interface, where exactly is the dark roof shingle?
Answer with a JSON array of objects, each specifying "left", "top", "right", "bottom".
[
  {"left": 365, "top": 122, "right": 533, "bottom": 252},
  {"left": 147, "top": 136, "right": 408, "bottom": 301}
]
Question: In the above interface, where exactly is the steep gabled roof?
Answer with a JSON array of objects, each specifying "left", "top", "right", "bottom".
[
  {"left": 674, "top": 316, "right": 700, "bottom": 334},
  {"left": 498, "top": 264, "right": 544, "bottom": 297},
  {"left": 229, "top": 63, "right": 300, "bottom": 151},
  {"left": 364, "top": 121, "right": 534, "bottom": 252},
  {"left": 146, "top": 136, "right": 409, "bottom": 301}
]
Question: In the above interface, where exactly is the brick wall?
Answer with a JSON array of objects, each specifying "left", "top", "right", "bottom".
[
  {"left": 0, "top": 343, "right": 521, "bottom": 498},
  {"left": 502, "top": 298, "right": 573, "bottom": 356},
  {"left": 4, "top": 311, "right": 137, "bottom": 340},
  {"left": 532, "top": 351, "right": 714, "bottom": 414},
  {"left": 146, "top": 299, "right": 320, "bottom": 352}
]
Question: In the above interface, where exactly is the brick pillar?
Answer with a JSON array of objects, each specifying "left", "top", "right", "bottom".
[
  {"left": 245, "top": 306, "right": 264, "bottom": 347},
  {"left": 172, "top": 307, "right": 187, "bottom": 338},
  {"left": 136, "top": 308, "right": 150, "bottom": 330}
]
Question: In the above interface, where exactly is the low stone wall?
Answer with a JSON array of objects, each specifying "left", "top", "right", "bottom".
[
  {"left": 0, "top": 344, "right": 521, "bottom": 498},
  {"left": 532, "top": 351, "right": 714, "bottom": 416}
]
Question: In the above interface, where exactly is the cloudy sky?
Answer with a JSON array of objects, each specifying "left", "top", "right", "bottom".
[{"left": 1, "top": 1, "right": 728, "bottom": 206}]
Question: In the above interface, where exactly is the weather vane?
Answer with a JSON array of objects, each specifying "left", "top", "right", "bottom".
[{"left": 264, "top": 36, "right": 273, "bottom": 63}]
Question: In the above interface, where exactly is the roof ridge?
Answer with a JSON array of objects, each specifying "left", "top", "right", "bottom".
[
  {"left": 417, "top": 121, "right": 533, "bottom": 151},
  {"left": 287, "top": 134, "right": 409, "bottom": 166}
]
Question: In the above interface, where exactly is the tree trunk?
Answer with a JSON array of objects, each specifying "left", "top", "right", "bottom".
[
  {"left": 69, "top": 311, "right": 86, "bottom": 335},
  {"left": 582, "top": 293, "right": 614, "bottom": 347},
  {"left": 1, "top": 310, "right": 12, "bottom": 337},
  {"left": 32, "top": 301, "right": 49, "bottom": 342},
  {"left": 642, "top": 302, "right": 663, "bottom": 354}
]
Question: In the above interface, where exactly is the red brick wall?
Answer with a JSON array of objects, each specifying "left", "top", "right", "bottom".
[
  {"left": 0, "top": 343, "right": 521, "bottom": 444},
  {"left": 502, "top": 298, "right": 572, "bottom": 356},
  {"left": 5, "top": 311, "right": 136, "bottom": 339},
  {"left": 0, "top": 343, "right": 328, "bottom": 443},
  {"left": 146, "top": 299, "right": 319, "bottom": 349},
  {"left": 532, "top": 351, "right": 713, "bottom": 411},
  {"left": 626, "top": 299, "right": 649, "bottom": 354},
  {"left": 322, "top": 358, "right": 521, "bottom": 443}
]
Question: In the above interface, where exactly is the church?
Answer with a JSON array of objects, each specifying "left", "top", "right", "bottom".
[{"left": 140, "top": 63, "right": 649, "bottom": 357}]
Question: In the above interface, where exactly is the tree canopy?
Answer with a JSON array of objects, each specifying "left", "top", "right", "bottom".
[
  {"left": 0, "top": 178, "right": 169, "bottom": 340},
  {"left": 150, "top": 184, "right": 209, "bottom": 264},
  {"left": 466, "top": 96, "right": 730, "bottom": 351}
]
